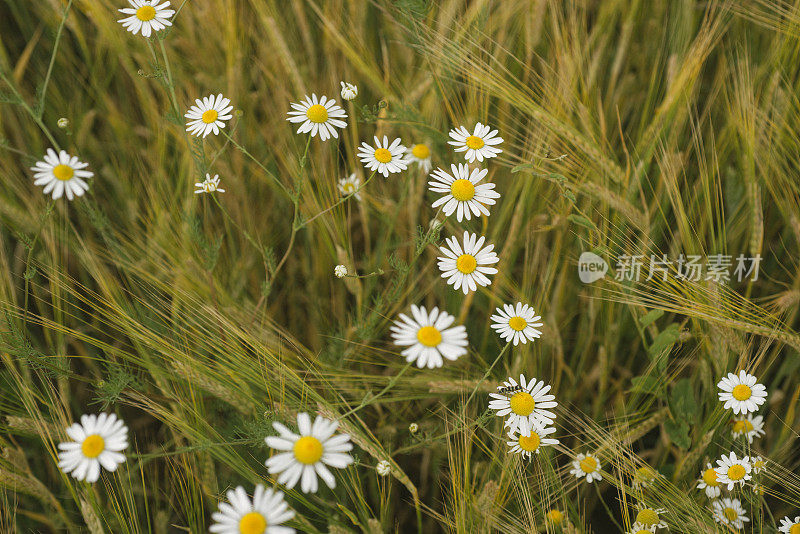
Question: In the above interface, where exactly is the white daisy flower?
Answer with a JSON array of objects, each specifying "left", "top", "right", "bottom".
[
  {"left": 117, "top": 0, "right": 174, "bottom": 37},
  {"left": 505, "top": 425, "right": 558, "bottom": 459},
  {"left": 31, "top": 149, "right": 93, "bottom": 200},
  {"left": 338, "top": 173, "right": 361, "bottom": 200},
  {"left": 209, "top": 484, "right": 295, "bottom": 534},
  {"left": 185, "top": 94, "right": 234, "bottom": 138},
  {"left": 715, "top": 452, "right": 752, "bottom": 490},
  {"left": 265, "top": 413, "right": 353, "bottom": 494},
  {"left": 633, "top": 505, "right": 667, "bottom": 530},
  {"left": 194, "top": 173, "right": 225, "bottom": 194},
  {"left": 406, "top": 143, "right": 432, "bottom": 173},
  {"left": 389, "top": 305, "right": 468, "bottom": 369},
  {"left": 376, "top": 460, "right": 390, "bottom": 476},
  {"left": 286, "top": 94, "right": 347, "bottom": 141},
  {"left": 490, "top": 302, "right": 543, "bottom": 345},
  {"left": 428, "top": 163, "right": 500, "bottom": 222},
  {"left": 57, "top": 413, "right": 128, "bottom": 483},
  {"left": 437, "top": 231, "right": 499, "bottom": 294},
  {"left": 488, "top": 374, "right": 557, "bottom": 434},
  {"left": 717, "top": 370, "right": 767, "bottom": 414},
  {"left": 696, "top": 463, "right": 722, "bottom": 498},
  {"left": 711, "top": 498, "right": 749, "bottom": 530},
  {"left": 628, "top": 523, "right": 656, "bottom": 534},
  {"left": 357, "top": 136, "right": 408, "bottom": 177},
  {"left": 447, "top": 122, "right": 503, "bottom": 163},
  {"left": 340, "top": 82, "right": 358, "bottom": 101},
  {"left": 731, "top": 414, "right": 765, "bottom": 444},
  {"left": 751, "top": 455, "right": 767, "bottom": 474},
  {"left": 570, "top": 452, "right": 602, "bottom": 483},
  {"left": 779, "top": 516, "right": 800, "bottom": 534}
]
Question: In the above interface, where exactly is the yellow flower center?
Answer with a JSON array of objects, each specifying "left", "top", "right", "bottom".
[
  {"left": 579, "top": 456, "right": 597, "bottom": 473},
  {"left": 509, "top": 391, "right": 535, "bottom": 416},
  {"left": 450, "top": 179, "right": 475, "bottom": 201},
  {"left": 465, "top": 135, "right": 485, "bottom": 149},
  {"left": 508, "top": 316, "right": 527, "bottom": 331},
  {"left": 305, "top": 104, "right": 329, "bottom": 123},
  {"left": 416, "top": 326, "right": 442, "bottom": 347},
  {"left": 374, "top": 148, "right": 392, "bottom": 163},
  {"left": 456, "top": 254, "right": 477, "bottom": 274},
  {"left": 293, "top": 436, "right": 323, "bottom": 464},
  {"left": 635, "top": 531, "right": 651, "bottom": 534},
  {"left": 732, "top": 384, "right": 752, "bottom": 401},
  {"left": 81, "top": 434, "right": 105, "bottom": 458},
  {"left": 238, "top": 512, "right": 267, "bottom": 534},
  {"left": 343, "top": 184, "right": 354, "bottom": 192},
  {"left": 754, "top": 460, "right": 765, "bottom": 470},
  {"left": 136, "top": 5, "right": 156, "bottom": 21},
  {"left": 732, "top": 419, "right": 754, "bottom": 434},
  {"left": 411, "top": 144, "right": 430, "bottom": 159},
  {"left": 546, "top": 510, "right": 563, "bottom": 525},
  {"left": 635, "top": 509, "right": 660, "bottom": 526},
  {"left": 518, "top": 432, "right": 541, "bottom": 452},
  {"left": 201, "top": 109, "right": 219, "bottom": 124},
  {"left": 723, "top": 507, "right": 738, "bottom": 521},
  {"left": 727, "top": 464, "right": 746, "bottom": 481},
  {"left": 789, "top": 524, "right": 800, "bottom": 534},
  {"left": 702, "top": 468, "right": 718, "bottom": 486},
  {"left": 53, "top": 164, "right": 74, "bottom": 181}
]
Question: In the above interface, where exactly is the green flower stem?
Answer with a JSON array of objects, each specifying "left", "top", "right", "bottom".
[
  {"left": 338, "top": 361, "right": 414, "bottom": 419},
  {"left": 464, "top": 341, "right": 511, "bottom": 407},
  {"left": 221, "top": 130, "right": 291, "bottom": 199},
  {"left": 300, "top": 169, "right": 377, "bottom": 228}
]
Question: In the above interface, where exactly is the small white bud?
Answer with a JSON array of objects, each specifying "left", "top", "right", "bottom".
[
  {"left": 376, "top": 460, "right": 391, "bottom": 476},
  {"left": 57, "top": 118, "right": 69, "bottom": 129},
  {"left": 340, "top": 81, "right": 358, "bottom": 101},
  {"left": 408, "top": 422, "right": 419, "bottom": 434},
  {"left": 334, "top": 264, "right": 348, "bottom": 278}
]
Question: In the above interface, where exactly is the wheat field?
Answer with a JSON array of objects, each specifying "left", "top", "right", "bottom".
[{"left": 2, "top": 0, "right": 800, "bottom": 532}]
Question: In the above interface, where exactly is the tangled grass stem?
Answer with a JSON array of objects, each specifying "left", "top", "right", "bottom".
[
  {"left": 221, "top": 130, "right": 291, "bottom": 199},
  {"left": 464, "top": 342, "right": 511, "bottom": 407},
  {"left": 38, "top": 0, "right": 73, "bottom": 121},
  {"left": 300, "top": 169, "right": 378, "bottom": 228},
  {"left": 338, "top": 361, "right": 414, "bottom": 420},
  {"left": 0, "top": 69, "right": 60, "bottom": 150},
  {"left": 210, "top": 194, "right": 269, "bottom": 267}
]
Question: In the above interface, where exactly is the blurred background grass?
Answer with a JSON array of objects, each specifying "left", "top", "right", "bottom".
[{"left": 2, "top": 0, "right": 800, "bottom": 532}]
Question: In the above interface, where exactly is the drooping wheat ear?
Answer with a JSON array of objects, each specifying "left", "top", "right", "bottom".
[
  {"left": 674, "top": 430, "right": 715, "bottom": 481},
  {"left": 80, "top": 499, "right": 105, "bottom": 534},
  {"left": 317, "top": 404, "right": 420, "bottom": 508},
  {"left": 475, "top": 479, "right": 500, "bottom": 524},
  {"left": 171, "top": 359, "right": 252, "bottom": 414},
  {"left": 4, "top": 416, "right": 56, "bottom": 436},
  {"left": 0, "top": 468, "right": 72, "bottom": 528},
  {"left": 365, "top": 518, "right": 383, "bottom": 534}
]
